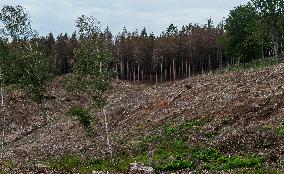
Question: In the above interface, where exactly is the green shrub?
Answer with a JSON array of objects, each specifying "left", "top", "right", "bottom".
[
  {"left": 68, "top": 106, "right": 92, "bottom": 129},
  {"left": 83, "top": 158, "right": 114, "bottom": 172},
  {"left": 223, "top": 155, "right": 266, "bottom": 170},
  {"left": 163, "top": 124, "right": 178, "bottom": 136},
  {"left": 179, "top": 118, "right": 205, "bottom": 131},
  {"left": 220, "top": 58, "right": 281, "bottom": 73},
  {"left": 276, "top": 127, "right": 284, "bottom": 136}
]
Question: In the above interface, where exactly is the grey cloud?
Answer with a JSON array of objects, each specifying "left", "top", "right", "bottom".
[{"left": 0, "top": 0, "right": 249, "bottom": 36}]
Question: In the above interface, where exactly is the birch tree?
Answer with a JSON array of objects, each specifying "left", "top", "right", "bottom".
[{"left": 70, "top": 15, "right": 116, "bottom": 161}]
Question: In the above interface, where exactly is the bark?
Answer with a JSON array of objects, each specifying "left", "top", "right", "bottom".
[
  {"left": 138, "top": 65, "right": 140, "bottom": 81},
  {"left": 133, "top": 67, "right": 136, "bottom": 83},
  {"left": 188, "top": 61, "right": 191, "bottom": 78},
  {"left": 127, "top": 62, "right": 129, "bottom": 81},
  {"left": 271, "top": 22, "right": 279, "bottom": 58},
  {"left": 103, "top": 109, "right": 113, "bottom": 162},
  {"left": 185, "top": 60, "right": 188, "bottom": 78},
  {"left": 209, "top": 56, "right": 211, "bottom": 73},
  {"left": 0, "top": 67, "right": 4, "bottom": 159},
  {"left": 169, "top": 65, "right": 172, "bottom": 81},
  {"left": 160, "top": 63, "right": 163, "bottom": 83},
  {"left": 120, "top": 61, "right": 123, "bottom": 80},
  {"left": 116, "top": 63, "right": 118, "bottom": 80},
  {"left": 181, "top": 60, "right": 184, "bottom": 78},
  {"left": 155, "top": 72, "right": 158, "bottom": 84},
  {"left": 173, "top": 59, "right": 176, "bottom": 81},
  {"left": 220, "top": 51, "right": 223, "bottom": 69},
  {"left": 142, "top": 70, "right": 144, "bottom": 82}
]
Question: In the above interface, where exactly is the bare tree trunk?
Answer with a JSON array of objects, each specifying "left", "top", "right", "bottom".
[
  {"left": 217, "top": 50, "right": 220, "bottom": 69},
  {"left": 160, "top": 63, "right": 163, "bottom": 83},
  {"left": 148, "top": 150, "right": 154, "bottom": 167},
  {"left": 138, "top": 65, "right": 140, "bottom": 81},
  {"left": 165, "top": 69, "right": 167, "bottom": 81},
  {"left": 181, "top": 60, "right": 184, "bottom": 78},
  {"left": 103, "top": 109, "right": 114, "bottom": 163},
  {"left": 173, "top": 59, "right": 176, "bottom": 81},
  {"left": 116, "top": 63, "right": 118, "bottom": 80},
  {"left": 185, "top": 60, "right": 188, "bottom": 78},
  {"left": 0, "top": 65, "right": 4, "bottom": 159},
  {"left": 169, "top": 65, "right": 172, "bottom": 81},
  {"left": 120, "top": 61, "right": 123, "bottom": 80},
  {"left": 188, "top": 61, "right": 191, "bottom": 78},
  {"left": 271, "top": 25, "right": 279, "bottom": 58},
  {"left": 142, "top": 70, "right": 144, "bottom": 82},
  {"left": 155, "top": 72, "right": 158, "bottom": 84},
  {"left": 126, "top": 62, "right": 129, "bottom": 81},
  {"left": 220, "top": 51, "right": 223, "bottom": 69},
  {"left": 261, "top": 42, "right": 265, "bottom": 59},
  {"left": 237, "top": 57, "right": 240, "bottom": 66},
  {"left": 201, "top": 59, "right": 204, "bottom": 75},
  {"left": 99, "top": 62, "right": 102, "bottom": 73},
  {"left": 133, "top": 67, "right": 136, "bottom": 83},
  {"left": 274, "top": 41, "right": 279, "bottom": 58},
  {"left": 209, "top": 56, "right": 211, "bottom": 73}
]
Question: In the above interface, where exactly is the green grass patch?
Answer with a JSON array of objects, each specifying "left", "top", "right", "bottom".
[
  {"left": 45, "top": 154, "right": 83, "bottom": 173},
  {"left": 133, "top": 118, "right": 209, "bottom": 154},
  {"left": 221, "top": 155, "right": 266, "bottom": 170},
  {"left": 235, "top": 168, "right": 281, "bottom": 174},
  {"left": 132, "top": 118, "right": 267, "bottom": 172},
  {"left": 155, "top": 159, "right": 194, "bottom": 172},
  {"left": 201, "top": 154, "right": 267, "bottom": 171},
  {"left": 45, "top": 153, "right": 147, "bottom": 173},
  {"left": 219, "top": 58, "right": 282, "bottom": 73},
  {"left": 153, "top": 147, "right": 266, "bottom": 172},
  {"left": 46, "top": 117, "right": 267, "bottom": 173},
  {"left": 192, "top": 148, "right": 221, "bottom": 162}
]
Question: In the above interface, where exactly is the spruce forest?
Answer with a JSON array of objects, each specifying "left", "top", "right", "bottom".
[{"left": 1, "top": 0, "right": 284, "bottom": 174}]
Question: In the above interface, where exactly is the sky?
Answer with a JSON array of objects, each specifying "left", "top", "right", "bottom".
[{"left": 1, "top": 0, "right": 249, "bottom": 36}]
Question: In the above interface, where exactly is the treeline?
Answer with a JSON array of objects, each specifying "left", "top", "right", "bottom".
[
  {"left": 1, "top": 21, "right": 226, "bottom": 83},
  {"left": 224, "top": 0, "right": 284, "bottom": 62},
  {"left": 115, "top": 22, "right": 225, "bottom": 82},
  {"left": 1, "top": 0, "right": 284, "bottom": 84}
]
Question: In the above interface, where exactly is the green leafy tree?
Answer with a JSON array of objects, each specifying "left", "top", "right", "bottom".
[
  {"left": 0, "top": 5, "right": 36, "bottom": 41},
  {"left": 223, "top": 4, "right": 263, "bottom": 64},
  {"left": 68, "top": 15, "right": 116, "bottom": 160},
  {"left": 70, "top": 15, "right": 116, "bottom": 108},
  {"left": 251, "top": 0, "right": 284, "bottom": 58},
  {"left": 18, "top": 46, "right": 54, "bottom": 103},
  {"left": 0, "top": 5, "right": 54, "bottom": 123}
]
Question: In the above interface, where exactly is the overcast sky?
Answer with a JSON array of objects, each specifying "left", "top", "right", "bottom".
[{"left": 1, "top": 0, "right": 249, "bottom": 36}]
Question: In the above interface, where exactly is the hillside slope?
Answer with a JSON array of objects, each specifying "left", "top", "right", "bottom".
[{"left": 1, "top": 63, "right": 284, "bottom": 173}]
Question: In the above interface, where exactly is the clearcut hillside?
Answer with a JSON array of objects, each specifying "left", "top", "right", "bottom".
[{"left": 1, "top": 62, "right": 284, "bottom": 174}]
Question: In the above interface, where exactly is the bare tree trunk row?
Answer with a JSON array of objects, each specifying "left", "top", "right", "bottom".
[{"left": 116, "top": 49, "right": 225, "bottom": 83}]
